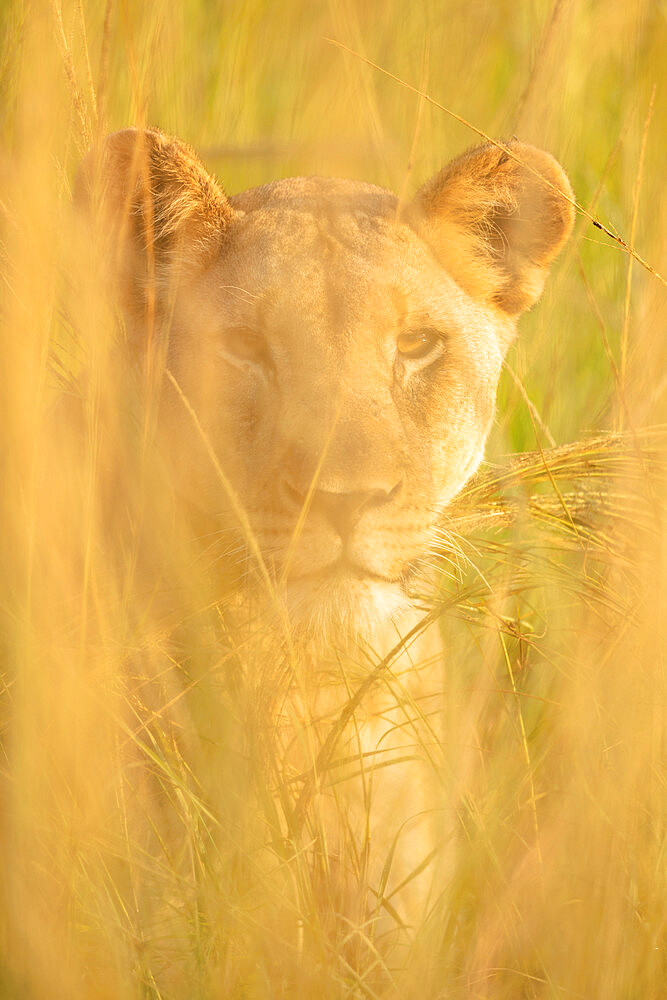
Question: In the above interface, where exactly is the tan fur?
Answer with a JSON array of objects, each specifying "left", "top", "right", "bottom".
[
  {"left": 411, "top": 140, "right": 575, "bottom": 315},
  {"left": 76, "top": 128, "right": 232, "bottom": 324},
  {"left": 78, "top": 127, "right": 574, "bottom": 953}
]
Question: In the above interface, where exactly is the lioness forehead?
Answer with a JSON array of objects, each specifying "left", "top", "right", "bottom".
[
  {"left": 215, "top": 175, "right": 485, "bottom": 343},
  {"left": 229, "top": 175, "right": 399, "bottom": 218},
  {"left": 195, "top": 208, "right": 490, "bottom": 372},
  {"left": 227, "top": 174, "right": 425, "bottom": 281}
]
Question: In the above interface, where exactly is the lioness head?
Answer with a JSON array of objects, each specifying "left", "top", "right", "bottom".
[{"left": 79, "top": 129, "right": 574, "bottom": 636}]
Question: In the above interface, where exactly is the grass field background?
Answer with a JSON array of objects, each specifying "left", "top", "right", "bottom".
[{"left": 0, "top": 1, "right": 665, "bottom": 997}]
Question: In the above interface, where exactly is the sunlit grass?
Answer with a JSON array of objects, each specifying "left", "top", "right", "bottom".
[{"left": 0, "top": 1, "right": 665, "bottom": 997}]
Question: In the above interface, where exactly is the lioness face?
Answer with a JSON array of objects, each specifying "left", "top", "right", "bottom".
[{"left": 80, "top": 131, "right": 574, "bottom": 634}]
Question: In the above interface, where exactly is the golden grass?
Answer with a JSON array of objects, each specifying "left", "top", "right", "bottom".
[{"left": 0, "top": 1, "right": 665, "bottom": 997}]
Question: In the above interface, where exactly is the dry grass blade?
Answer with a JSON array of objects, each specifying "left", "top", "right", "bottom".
[
  {"left": 444, "top": 429, "right": 665, "bottom": 536},
  {"left": 50, "top": 0, "right": 92, "bottom": 148},
  {"left": 620, "top": 85, "right": 656, "bottom": 405}
]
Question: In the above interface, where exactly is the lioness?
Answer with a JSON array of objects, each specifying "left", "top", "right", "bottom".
[{"left": 78, "top": 127, "right": 573, "bottom": 961}]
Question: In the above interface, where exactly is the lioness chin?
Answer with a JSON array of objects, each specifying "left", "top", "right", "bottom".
[{"left": 78, "top": 127, "right": 574, "bottom": 950}]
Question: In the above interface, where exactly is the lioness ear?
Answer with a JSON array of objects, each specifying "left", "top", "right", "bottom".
[
  {"left": 411, "top": 141, "right": 575, "bottom": 314},
  {"left": 76, "top": 127, "right": 233, "bottom": 315}
]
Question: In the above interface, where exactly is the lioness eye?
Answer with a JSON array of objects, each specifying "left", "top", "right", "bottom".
[
  {"left": 220, "top": 327, "right": 269, "bottom": 366},
  {"left": 396, "top": 328, "right": 440, "bottom": 359}
]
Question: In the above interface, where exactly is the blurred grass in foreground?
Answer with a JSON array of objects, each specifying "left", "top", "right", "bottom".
[{"left": 0, "top": 1, "right": 665, "bottom": 998}]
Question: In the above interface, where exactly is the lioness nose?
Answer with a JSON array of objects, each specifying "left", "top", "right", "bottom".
[{"left": 284, "top": 481, "right": 402, "bottom": 540}]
